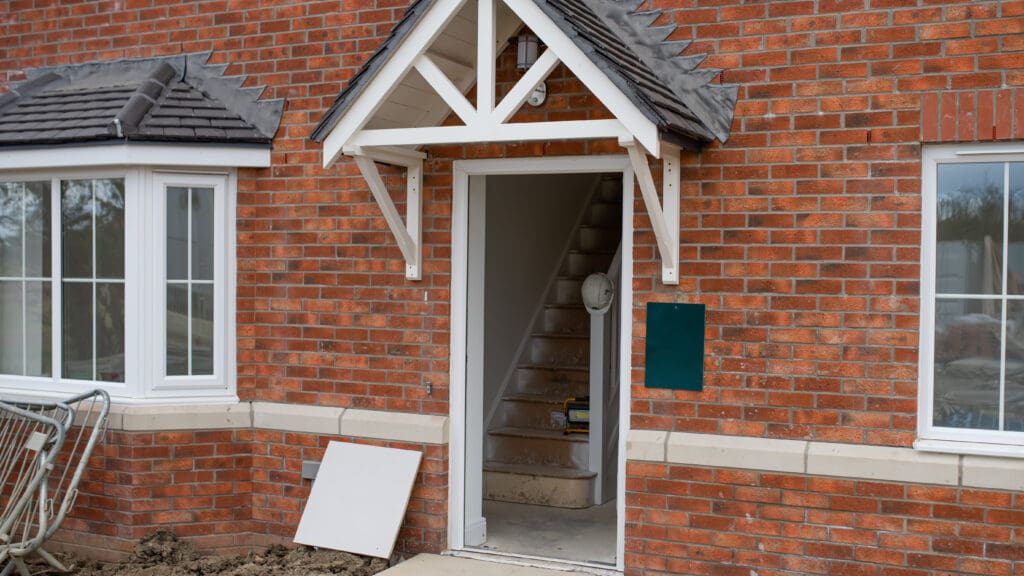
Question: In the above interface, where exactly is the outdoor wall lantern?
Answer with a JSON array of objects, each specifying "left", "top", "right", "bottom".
[{"left": 517, "top": 32, "right": 547, "bottom": 107}]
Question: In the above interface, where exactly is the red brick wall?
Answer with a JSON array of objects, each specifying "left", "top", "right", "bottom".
[
  {"left": 626, "top": 461, "right": 1024, "bottom": 576},
  {"left": 5, "top": 0, "right": 1024, "bottom": 572}
]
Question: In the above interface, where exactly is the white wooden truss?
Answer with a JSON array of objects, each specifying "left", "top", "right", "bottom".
[{"left": 321, "top": 0, "right": 681, "bottom": 283}]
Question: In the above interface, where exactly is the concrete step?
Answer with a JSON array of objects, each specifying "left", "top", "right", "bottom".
[
  {"left": 483, "top": 461, "right": 596, "bottom": 508},
  {"left": 541, "top": 305, "right": 589, "bottom": 336},
  {"left": 514, "top": 365, "right": 589, "bottom": 397},
  {"left": 527, "top": 334, "right": 588, "bottom": 366},
  {"left": 487, "top": 426, "right": 588, "bottom": 469},
  {"left": 494, "top": 394, "right": 569, "bottom": 431}
]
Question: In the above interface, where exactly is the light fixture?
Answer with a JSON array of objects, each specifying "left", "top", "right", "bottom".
[
  {"left": 517, "top": 32, "right": 547, "bottom": 107},
  {"left": 516, "top": 33, "right": 539, "bottom": 71}
]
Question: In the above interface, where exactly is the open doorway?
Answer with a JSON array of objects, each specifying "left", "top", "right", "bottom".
[{"left": 450, "top": 157, "right": 632, "bottom": 570}]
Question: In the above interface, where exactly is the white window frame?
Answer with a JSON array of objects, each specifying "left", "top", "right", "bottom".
[
  {"left": 0, "top": 166, "right": 237, "bottom": 404},
  {"left": 917, "top": 143, "right": 1024, "bottom": 457}
]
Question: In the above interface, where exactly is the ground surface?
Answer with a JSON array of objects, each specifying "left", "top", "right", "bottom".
[
  {"left": 56, "top": 532, "right": 389, "bottom": 576},
  {"left": 475, "top": 499, "right": 616, "bottom": 564}
]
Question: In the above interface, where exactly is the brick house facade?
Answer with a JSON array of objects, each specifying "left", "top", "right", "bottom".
[{"left": 3, "top": 0, "right": 1024, "bottom": 574}]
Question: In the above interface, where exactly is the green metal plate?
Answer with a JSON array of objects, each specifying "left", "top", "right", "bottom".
[{"left": 644, "top": 302, "right": 705, "bottom": 391}]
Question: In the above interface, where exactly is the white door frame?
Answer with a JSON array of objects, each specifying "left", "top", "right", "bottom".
[{"left": 448, "top": 155, "right": 634, "bottom": 571}]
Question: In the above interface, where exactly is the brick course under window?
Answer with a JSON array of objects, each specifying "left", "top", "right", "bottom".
[{"left": 4, "top": 0, "right": 1024, "bottom": 573}]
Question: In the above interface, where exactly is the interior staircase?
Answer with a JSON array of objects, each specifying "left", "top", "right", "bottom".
[{"left": 483, "top": 176, "right": 622, "bottom": 509}]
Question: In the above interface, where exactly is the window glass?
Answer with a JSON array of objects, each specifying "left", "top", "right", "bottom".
[
  {"left": 166, "top": 185, "right": 215, "bottom": 377},
  {"left": 61, "top": 178, "right": 125, "bottom": 382},
  {"left": 936, "top": 163, "right": 1004, "bottom": 295},
  {"left": 0, "top": 181, "right": 52, "bottom": 378}
]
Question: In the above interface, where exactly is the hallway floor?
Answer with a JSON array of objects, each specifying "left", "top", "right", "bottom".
[{"left": 472, "top": 499, "right": 617, "bottom": 565}]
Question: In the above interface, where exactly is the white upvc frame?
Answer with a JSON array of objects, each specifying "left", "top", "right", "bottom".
[
  {"left": 146, "top": 171, "right": 233, "bottom": 399},
  {"left": 0, "top": 144, "right": 271, "bottom": 171},
  {"left": 0, "top": 166, "right": 237, "bottom": 404},
  {"left": 448, "top": 155, "right": 633, "bottom": 572},
  {"left": 917, "top": 143, "right": 1024, "bottom": 457}
]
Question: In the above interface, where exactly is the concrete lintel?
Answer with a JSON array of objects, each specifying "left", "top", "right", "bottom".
[
  {"left": 119, "top": 402, "right": 252, "bottom": 431},
  {"left": 341, "top": 409, "right": 449, "bottom": 445},
  {"left": 806, "top": 442, "right": 959, "bottom": 486},
  {"left": 252, "top": 402, "right": 344, "bottom": 435},
  {"left": 666, "top": 432, "right": 807, "bottom": 474},
  {"left": 962, "top": 455, "right": 1024, "bottom": 492},
  {"left": 626, "top": 429, "right": 668, "bottom": 462}
]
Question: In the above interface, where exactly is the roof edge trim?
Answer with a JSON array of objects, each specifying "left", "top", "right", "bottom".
[{"left": 0, "top": 142, "right": 271, "bottom": 171}]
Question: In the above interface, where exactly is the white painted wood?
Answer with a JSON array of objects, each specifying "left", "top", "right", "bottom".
[
  {"left": 625, "top": 142, "right": 678, "bottom": 286},
  {"left": 425, "top": 51, "right": 474, "bottom": 79},
  {"left": 661, "top": 146, "right": 680, "bottom": 284},
  {"left": 448, "top": 155, "right": 632, "bottom": 570},
  {"left": 465, "top": 175, "right": 487, "bottom": 546},
  {"left": 321, "top": 0, "right": 469, "bottom": 167},
  {"left": 406, "top": 161, "right": 423, "bottom": 280},
  {"left": 491, "top": 49, "right": 560, "bottom": 124},
  {"left": 477, "top": 0, "right": 496, "bottom": 116},
  {"left": 293, "top": 441, "right": 422, "bottom": 558},
  {"left": 345, "top": 146, "right": 427, "bottom": 166},
  {"left": 499, "top": 0, "right": 661, "bottom": 156},
  {"left": 615, "top": 164, "right": 632, "bottom": 572},
  {"left": 448, "top": 167, "right": 471, "bottom": 552},
  {"left": 350, "top": 119, "right": 629, "bottom": 148},
  {"left": 414, "top": 54, "right": 478, "bottom": 126},
  {"left": 0, "top": 144, "right": 270, "bottom": 170},
  {"left": 353, "top": 155, "right": 422, "bottom": 279},
  {"left": 588, "top": 311, "right": 605, "bottom": 503}
]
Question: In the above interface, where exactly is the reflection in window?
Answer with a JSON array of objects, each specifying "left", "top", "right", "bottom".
[
  {"left": 61, "top": 179, "right": 125, "bottom": 382},
  {"left": 0, "top": 182, "right": 52, "bottom": 377},
  {"left": 166, "top": 186, "right": 215, "bottom": 376},
  {"left": 933, "top": 162, "right": 1024, "bottom": 433}
]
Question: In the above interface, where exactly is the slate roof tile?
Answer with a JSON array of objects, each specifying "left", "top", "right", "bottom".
[{"left": 0, "top": 53, "right": 284, "bottom": 148}]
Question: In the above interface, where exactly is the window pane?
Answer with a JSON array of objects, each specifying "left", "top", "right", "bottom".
[
  {"left": 24, "top": 182, "right": 50, "bottom": 279},
  {"left": 191, "top": 187, "right": 214, "bottom": 281},
  {"left": 62, "top": 282, "right": 93, "bottom": 380},
  {"left": 1009, "top": 163, "right": 1024, "bottom": 295},
  {"left": 0, "top": 281, "right": 23, "bottom": 375},
  {"left": 933, "top": 298, "right": 1002, "bottom": 430},
  {"left": 61, "top": 180, "right": 93, "bottom": 279},
  {"left": 166, "top": 284, "right": 188, "bottom": 376},
  {"left": 94, "top": 179, "right": 125, "bottom": 279},
  {"left": 95, "top": 282, "right": 124, "bottom": 382},
  {"left": 167, "top": 187, "right": 188, "bottom": 281},
  {"left": 25, "top": 281, "right": 51, "bottom": 378},
  {"left": 0, "top": 183, "right": 24, "bottom": 278},
  {"left": 192, "top": 283, "right": 214, "bottom": 375},
  {"left": 936, "top": 163, "right": 1005, "bottom": 295}
]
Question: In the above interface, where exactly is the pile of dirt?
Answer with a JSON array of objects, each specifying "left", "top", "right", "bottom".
[{"left": 61, "top": 531, "right": 389, "bottom": 576}]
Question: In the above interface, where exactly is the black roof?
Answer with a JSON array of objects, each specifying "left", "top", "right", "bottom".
[
  {"left": 0, "top": 53, "right": 284, "bottom": 148},
  {"left": 310, "top": 0, "right": 738, "bottom": 149}
]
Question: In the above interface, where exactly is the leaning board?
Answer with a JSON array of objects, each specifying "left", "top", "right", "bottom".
[{"left": 294, "top": 441, "right": 422, "bottom": 558}]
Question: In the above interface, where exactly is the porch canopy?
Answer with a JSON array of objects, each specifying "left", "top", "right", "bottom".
[{"left": 311, "top": 0, "right": 738, "bottom": 283}]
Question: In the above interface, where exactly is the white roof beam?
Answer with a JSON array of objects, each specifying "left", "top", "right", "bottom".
[
  {"left": 477, "top": 0, "right": 497, "bottom": 117},
  {"left": 414, "top": 54, "right": 478, "bottom": 126},
  {"left": 491, "top": 49, "right": 560, "bottom": 124},
  {"left": 624, "top": 140, "right": 678, "bottom": 284},
  {"left": 349, "top": 119, "right": 629, "bottom": 147}
]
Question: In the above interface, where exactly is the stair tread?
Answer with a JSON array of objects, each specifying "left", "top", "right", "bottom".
[
  {"left": 502, "top": 393, "right": 574, "bottom": 404},
  {"left": 530, "top": 332, "right": 588, "bottom": 340},
  {"left": 489, "top": 426, "right": 589, "bottom": 442},
  {"left": 484, "top": 461, "right": 596, "bottom": 479},
  {"left": 518, "top": 363, "right": 588, "bottom": 372}
]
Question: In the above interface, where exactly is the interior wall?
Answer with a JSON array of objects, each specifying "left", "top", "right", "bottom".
[{"left": 482, "top": 173, "right": 598, "bottom": 422}]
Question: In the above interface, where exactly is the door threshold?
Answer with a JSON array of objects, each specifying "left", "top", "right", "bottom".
[{"left": 447, "top": 548, "right": 621, "bottom": 575}]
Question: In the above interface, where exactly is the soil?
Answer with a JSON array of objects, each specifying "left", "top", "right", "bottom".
[{"left": 54, "top": 532, "right": 389, "bottom": 576}]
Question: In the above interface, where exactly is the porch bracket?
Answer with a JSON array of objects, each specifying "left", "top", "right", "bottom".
[
  {"left": 352, "top": 150, "right": 424, "bottom": 280},
  {"left": 623, "top": 141, "right": 679, "bottom": 285}
]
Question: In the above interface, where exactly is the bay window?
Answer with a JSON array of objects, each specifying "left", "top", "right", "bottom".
[
  {"left": 0, "top": 169, "right": 234, "bottom": 402},
  {"left": 919, "top": 144, "right": 1024, "bottom": 455}
]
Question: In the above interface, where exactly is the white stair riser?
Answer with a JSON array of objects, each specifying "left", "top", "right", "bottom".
[
  {"left": 486, "top": 434, "right": 588, "bottom": 469},
  {"left": 514, "top": 368, "right": 589, "bottom": 397},
  {"left": 542, "top": 307, "right": 589, "bottom": 335},
  {"left": 528, "top": 337, "right": 589, "bottom": 366},
  {"left": 495, "top": 400, "right": 567, "bottom": 430}
]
